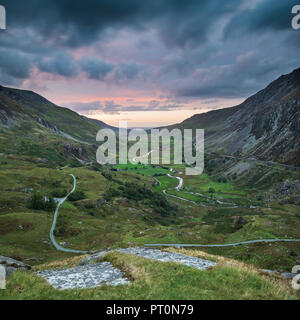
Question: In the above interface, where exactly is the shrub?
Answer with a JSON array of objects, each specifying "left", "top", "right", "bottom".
[
  {"left": 29, "top": 193, "right": 56, "bottom": 211},
  {"left": 46, "top": 197, "right": 56, "bottom": 211},
  {"left": 102, "top": 171, "right": 113, "bottom": 181},
  {"left": 120, "top": 182, "right": 178, "bottom": 216},
  {"left": 29, "top": 193, "right": 44, "bottom": 210},
  {"left": 103, "top": 188, "right": 121, "bottom": 201},
  {"left": 68, "top": 190, "right": 86, "bottom": 201},
  {"left": 51, "top": 189, "right": 68, "bottom": 198}
]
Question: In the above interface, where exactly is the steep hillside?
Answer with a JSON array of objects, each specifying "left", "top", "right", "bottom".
[
  {"left": 0, "top": 85, "right": 112, "bottom": 165},
  {"left": 167, "top": 68, "right": 300, "bottom": 165}
]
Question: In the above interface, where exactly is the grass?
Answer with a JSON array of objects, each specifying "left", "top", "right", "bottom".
[
  {"left": 114, "top": 163, "right": 170, "bottom": 176},
  {"left": 121, "top": 229, "right": 181, "bottom": 246},
  {"left": 152, "top": 170, "right": 251, "bottom": 205},
  {"left": 167, "top": 190, "right": 209, "bottom": 202},
  {"left": 183, "top": 173, "right": 247, "bottom": 197},
  {"left": 154, "top": 175, "right": 178, "bottom": 193},
  {"left": 0, "top": 155, "right": 299, "bottom": 273},
  {"left": 0, "top": 158, "right": 183, "bottom": 263},
  {"left": 0, "top": 250, "right": 298, "bottom": 300},
  {"left": 61, "top": 201, "right": 76, "bottom": 209},
  {"left": 201, "top": 242, "right": 300, "bottom": 272}
]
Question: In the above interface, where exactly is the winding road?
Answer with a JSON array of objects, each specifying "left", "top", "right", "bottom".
[
  {"left": 145, "top": 239, "right": 300, "bottom": 248},
  {"left": 150, "top": 165, "right": 300, "bottom": 248},
  {"left": 51, "top": 160, "right": 299, "bottom": 254},
  {"left": 50, "top": 174, "right": 91, "bottom": 254},
  {"left": 162, "top": 169, "right": 246, "bottom": 208},
  {"left": 162, "top": 173, "right": 198, "bottom": 204}
]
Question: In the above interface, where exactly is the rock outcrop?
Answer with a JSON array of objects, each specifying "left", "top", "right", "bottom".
[
  {"left": 0, "top": 256, "right": 32, "bottom": 279},
  {"left": 37, "top": 248, "right": 217, "bottom": 290},
  {"left": 37, "top": 262, "right": 129, "bottom": 290}
]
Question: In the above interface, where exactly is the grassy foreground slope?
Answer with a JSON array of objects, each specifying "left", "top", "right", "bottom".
[{"left": 0, "top": 249, "right": 299, "bottom": 300}]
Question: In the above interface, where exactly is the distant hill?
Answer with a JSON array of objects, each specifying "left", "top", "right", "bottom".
[
  {"left": 0, "top": 85, "right": 113, "bottom": 165},
  {"left": 164, "top": 68, "right": 300, "bottom": 166}
]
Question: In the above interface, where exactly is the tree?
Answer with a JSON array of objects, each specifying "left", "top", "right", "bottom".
[{"left": 29, "top": 193, "right": 56, "bottom": 211}]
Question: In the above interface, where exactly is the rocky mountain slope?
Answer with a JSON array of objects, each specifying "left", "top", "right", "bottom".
[
  {"left": 168, "top": 68, "right": 300, "bottom": 166},
  {"left": 0, "top": 85, "right": 112, "bottom": 165}
]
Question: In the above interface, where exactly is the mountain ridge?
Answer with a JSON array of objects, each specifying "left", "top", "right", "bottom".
[
  {"left": 165, "top": 68, "right": 300, "bottom": 165},
  {"left": 0, "top": 67, "right": 299, "bottom": 165},
  {"left": 0, "top": 85, "right": 113, "bottom": 165}
]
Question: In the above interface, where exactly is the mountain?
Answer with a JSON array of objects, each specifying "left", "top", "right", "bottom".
[
  {"left": 1, "top": 67, "right": 299, "bottom": 166},
  {"left": 81, "top": 116, "right": 115, "bottom": 131},
  {"left": 0, "top": 85, "right": 112, "bottom": 165},
  {"left": 167, "top": 68, "right": 300, "bottom": 166}
]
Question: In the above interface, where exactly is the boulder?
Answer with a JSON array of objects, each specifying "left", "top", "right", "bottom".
[{"left": 0, "top": 256, "right": 31, "bottom": 279}]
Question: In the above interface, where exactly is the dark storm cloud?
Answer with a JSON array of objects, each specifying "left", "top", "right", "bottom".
[
  {"left": 225, "top": 0, "right": 296, "bottom": 37},
  {"left": 1, "top": 0, "right": 139, "bottom": 47},
  {"left": 1, "top": 0, "right": 241, "bottom": 48},
  {"left": 0, "top": 48, "right": 33, "bottom": 79},
  {"left": 167, "top": 0, "right": 299, "bottom": 99},
  {"left": 0, "top": 0, "right": 299, "bottom": 104},
  {"left": 78, "top": 59, "right": 141, "bottom": 82},
  {"left": 172, "top": 49, "right": 292, "bottom": 99},
  {"left": 38, "top": 52, "right": 78, "bottom": 77},
  {"left": 79, "top": 57, "right": 114, "bottom": 80}
]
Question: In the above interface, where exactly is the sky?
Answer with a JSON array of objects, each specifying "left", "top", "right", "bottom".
[{"left": 0, "top": 0, "right": 299, "bottom": 127}]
